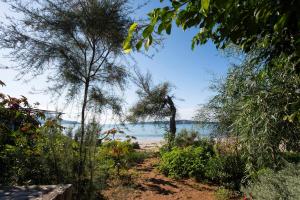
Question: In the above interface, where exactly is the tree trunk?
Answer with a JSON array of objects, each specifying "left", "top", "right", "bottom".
[
  {"left": 77, "top": 80, "right": 89, "bottom": 196},
  {"left": 167, "top": 96, "right": 176, "bottom": 148}
]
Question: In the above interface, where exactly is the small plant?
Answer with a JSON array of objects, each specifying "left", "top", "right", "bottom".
[
  {"left": 215, "top": 187, "right": 231, "bottom": 200},
  {"left": 205, "top": 153, "right": 246, "bottom": 189},
  {"left": 99, "top": 140, "right": 148, "bottom": 176},
  {"left": 204, "top": 156, "right": 227, "bottom": 183},
  {"left": 242, "top": 164, "right": 300, "bottom": 200},
  {"left": 281, "top": 152, "right": 300, "bottom": 164},
  {"left": 130, "top": 141, "right": 140, "bottom": 149},
  {"left": 173, "top": 128, "right": 199, "bottom": 147}
]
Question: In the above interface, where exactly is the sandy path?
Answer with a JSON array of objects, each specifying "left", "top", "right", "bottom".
[{"left": 102, "top": 156, "right": 217, "bottom": 200}]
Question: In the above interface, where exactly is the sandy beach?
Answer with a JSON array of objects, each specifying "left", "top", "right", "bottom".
[{"left": 138, "top": 139, "right": 165, "bottom": 151}]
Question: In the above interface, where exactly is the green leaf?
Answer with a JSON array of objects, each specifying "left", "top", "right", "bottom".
[
  {"left": 145, "top": 35, "right": 153, "bottom": 50},
  {"left": 175, "top": 17, "right": 181, "bottom": 27},
  {"left": 123, "top": 39, "right": 132, "bottom": 53},
  {"left": 166, "top": 23, "right": 172, "bottom": 35},
  {"left": 274, "top": 14, "right": 287, "bottom": 32},
  {"left": 172, "top": 1, "right": 181, "bottom": 9},
  {"left": 129, "top": 22, "right": 138, "bottom": 33},
  {"left": 136, "top": 40, "right": 143, "bottom": 50},
  {"left": 143, "top": 25, "right": 154, "bottom": 38},
  {"left": 158, "top": 22, "right": 165, "bottom": 34},
  {"left": 123, "top": 22, "right": 138, "bottom": 53},
  {"left": 123, "top": 48, "right": 131, "bottom": 54},
  {"left": 201, "top": 0, "right": 210, "bottom": 13}
]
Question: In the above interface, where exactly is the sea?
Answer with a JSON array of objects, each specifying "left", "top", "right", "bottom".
[{"left": 62, "top": 121, "right": 216, "bottom": 143}]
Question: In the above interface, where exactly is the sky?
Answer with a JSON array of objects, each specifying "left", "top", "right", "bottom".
[{"left": 0, "top": 0, "right": 231, "bottom": 122}]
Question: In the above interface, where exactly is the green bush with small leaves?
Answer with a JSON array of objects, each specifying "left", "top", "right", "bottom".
[
  {"left": 98, "top": 140, "right": 148, "bottom": 175},
  {"left": 215, "top": 187, "right": 231, "bottom": 200},
  {"left": 243, "top": 164, "right": 300, "bottom": 200},
  {"left": 204, "top": 154, "right": 246, "bottom": 189},
  {"left": 173, "top": 129, "right": 199, "bottom": 147},
  {"left": 159, "top": 146, "right": 214, "bottom": 179}
]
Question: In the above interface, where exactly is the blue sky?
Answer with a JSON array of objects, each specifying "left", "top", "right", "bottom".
[{"left": 0, "top": 0, "right": 231, "bottom": 122}]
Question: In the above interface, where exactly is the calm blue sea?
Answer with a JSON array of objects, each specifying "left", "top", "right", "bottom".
[
  {"left": 63, "top": 122, "right": 215, "bottom": 142},
  {"left": 101, "top": 123, "right": 214, "bottom": 142}
]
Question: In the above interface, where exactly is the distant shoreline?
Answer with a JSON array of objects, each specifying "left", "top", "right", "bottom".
[
  {"left": 61, "top": 120, "right": 219, "bottom": 126},
  {"left": 125, "top": 120, "right": 218, "bottom": 125}
]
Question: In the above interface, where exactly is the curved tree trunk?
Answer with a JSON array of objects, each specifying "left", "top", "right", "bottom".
[{"left": 167, "top": 96, "right": 176, "bottom": 148}]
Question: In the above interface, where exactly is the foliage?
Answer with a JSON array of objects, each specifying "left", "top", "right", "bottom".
[
  {"left": 281, "top": 152, "right": 300, "bottom": 164},
  {"left": 37, "top": 119, "right": 79, "bottom": 184},
  {"left": 130, "top": 141, "right": 141, "bottom": 149},
  {"left": 204, "top": 157, "right": 226, "bottom": 183},
  {"left": 0, "top": 92, "right": 81, "bottom": 186},
  {"left": 215, "top": 187, "right": 231, "bottom": 200},
  {"left": 204, "top": 154, "right": 246, "bottom": 189},
  {"left": 0, "top": 0, "right": 134, "bottom": 191},
  {"left": 128, "top": 69, "right": 177, "bottom": 147},
  {"left": 243, "top": 164, "right": 300, "bottom": 200},
  {"left": 0, "top": 93, "right": 44, "bottom": 185},
  {"left": 173, "top": 128, "right": 199, "bottom": 147},
  {"left": 98, "top": 140, "right": 147, "bottom": 176},
  {"left": 196, "top": 54, "right": 300, "bottom": 174},
  {"left": 159, "top": 130, "right": 245, "bottom": 189},
  {"left": 124, "top": 0, "right": 300, "bottom": 67},
  {"left": 159, "top": 146, "right": 214, "bottom": 179},
  {"left": 0, "top": 91, "right": 108, "bottom": 199}
]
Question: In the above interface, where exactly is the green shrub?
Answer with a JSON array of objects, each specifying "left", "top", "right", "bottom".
[
  {"left": 98, "top": 140, "right": 147, "bottom": 175},
  {"left": 204, "top": 154, "right": 246, "bottom": 189},
  {"left": 281, "top": 152, "right": 300, "bottom": 164},
  {"left": 192, "top": 138, "right": 215, "bottom": 154},
  {"left": 159, "top": 144, "right": 170, "bottom": 156},
  {"left": 130, "top": 141, "right": 140, "bottom": 149},
  {"left": 243, "top": 164, "right": 300, "bottom": 199},
  {"left": 126, "top": 150, "right": 148, "bottom": 166},
  {"left": 205, "top": 157, "right": 227, "bottom": 182},
  {"left": 174, "top": 129, "right": 199, "bottom": 147},
  {"left": 215, "top": 187, "right": 231, "bottom": 200},
  {"left": 222, "top": 154, "right": 246, "bottom": 189},
  {"left": 0, "top": 94, "right": 45, "bottom": 185},
  {"left": 160, "top": 132, "right": 246, "bottom": 189},
  {"left": 159, "top": 146, "right": 213, "bottom": 179}
]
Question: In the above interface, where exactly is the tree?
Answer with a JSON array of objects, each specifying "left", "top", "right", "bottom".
[
  {"left": 123, "top": 0, "right": 300, "bottom": 173},
  {"left": 195, "top": 54, "right": 300, "bottom": 173},
  {"left": 124, "top": 0, "right": 300, "bottom": 69},
  {"left": 127, "top": 70, "right": 177, "bottom": 147},
  {"left": 0, "top": 0, "right": 133, "bottom": 194}
]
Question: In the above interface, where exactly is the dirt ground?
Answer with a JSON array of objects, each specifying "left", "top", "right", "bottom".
[{"left": 102, "top": 156, "right": 220, "bottom": 200}]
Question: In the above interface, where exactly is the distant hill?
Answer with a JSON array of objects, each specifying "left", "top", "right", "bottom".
[
  {"left": 129, "top": 120, "right": 217, "bottom": 125},
  {"left": 61, "top": 119, "right": 80, "bottom": 125}
]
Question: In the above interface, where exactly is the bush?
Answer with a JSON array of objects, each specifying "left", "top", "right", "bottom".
[
  {"left": 281, "top": 152, "right": 300, "bottom": 164},
  {"left": 204, "top": 157, "right": 227, "bottom": 183},
  {"left": 205, "top": 154, "right": 246, "bottom": 189},
  {"left": 215, "top": 187, "right": 231, "bottom": 200},
  {"left": 174, "top": 129, "right": 199, "bottom": 147},
  {"left": 130, "top": 141, "right": 140, "bottom": 149},
  {"left": 0, "top": 94, "right": 45, "bottom": 185},
  {"left": 243, "top": 164, "right": 300, "bottom": 199},
  {"left": 159, "top": 146, "right": 214, "bottom": 179},
  {"left": 98, "top": 140, "right": 147, "bottom": 175}
]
